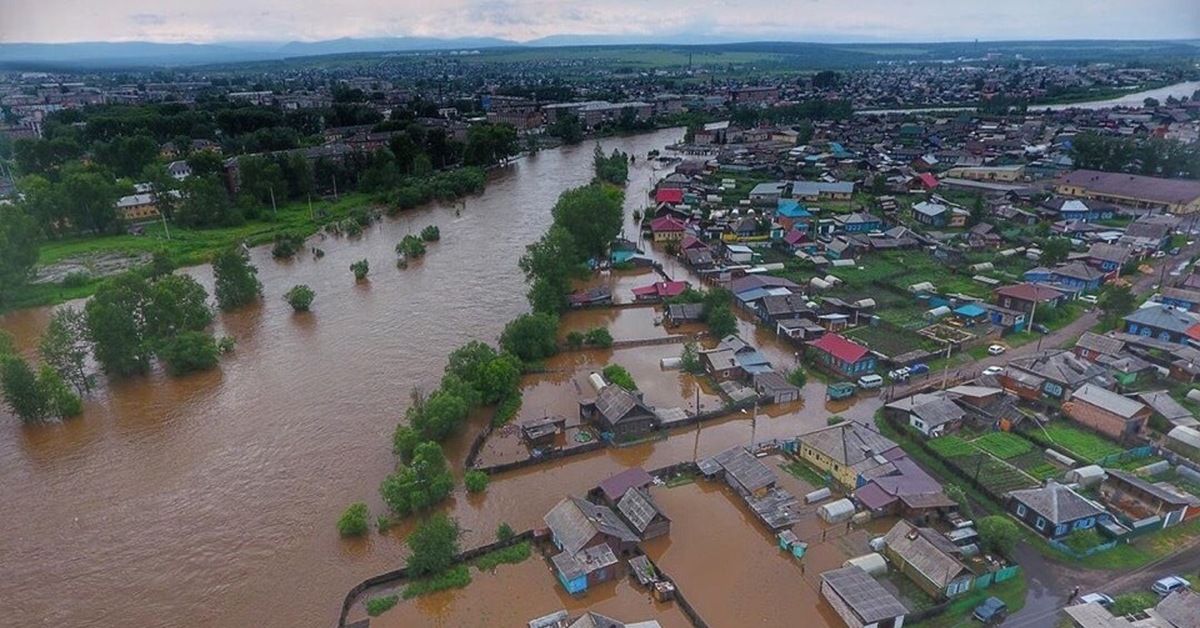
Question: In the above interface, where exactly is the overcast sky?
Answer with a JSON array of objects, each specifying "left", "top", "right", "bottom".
[{"left": 2, "top": 0, "right": 1198, "bottom": 44}]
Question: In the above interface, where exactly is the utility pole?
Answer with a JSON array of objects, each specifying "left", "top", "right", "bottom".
[
  {"left": 939, "top": 341, "right": 953, "bottom": 389},
  {"left": 308, "top": 194, "right": 314, "bottom": 221},
  {"left": 692, "top": 385, "right": 703, "bottom": 462},
  {"left": 269, "top": 185, "right": 277, "bottom": 218}
]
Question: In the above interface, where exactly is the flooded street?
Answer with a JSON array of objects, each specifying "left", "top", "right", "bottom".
[{"left": 0, "top": 126, "right": 886, "bottom": 627}]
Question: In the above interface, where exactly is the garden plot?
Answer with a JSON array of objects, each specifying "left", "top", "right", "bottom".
[
  {"left": 927, "top": 435, "right": 1039, "bottom": 496},
  {"left": 1024, "top": 424, "right": 1123, "bottom": 464}
]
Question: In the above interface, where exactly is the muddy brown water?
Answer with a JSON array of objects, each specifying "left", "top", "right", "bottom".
[{"left": 1, "top": 128, "right": 886, "bottom": 627}]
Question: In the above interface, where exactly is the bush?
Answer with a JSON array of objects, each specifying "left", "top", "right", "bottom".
[
  {"left": 1111, "top": 592, "right": 1157, "bottom": 616},
  {"left": 827, "top": 415, "right": 845, "bottom": 426},
  {"left": 788, "top": 367, "right": 807, "bottom": 387},
  {"left": 420, "top": 225, "right": 441, "bottom": 242},
  {"left": 565, "top": 331, "right": 585, "bottom": 349},
  {"left": 1062, "top": 528, "right": 1106, "bottom": 554},
  {"left": 365, "top": 595, "right": 398, "bottom": 616},
  {"left": 584, "top": 326, "right": 613, "bottom": 348},
  {"left": 401, "top": 564, "right": 471, "bottom": 600},
  {"left": 160, "top": 331, "right": 220, "bottom": 376},
  {"left": 283, "top": 284, "right": 315, "bottom": 312},
  {"left": 475, "top": 540, "right": 531, "bottom": 572},
  {"left": 396, "top": 234, "right": 427, "bottom": 260},
  {"left": 337, "top": 502, "right": 369, "bottom": 537},
  {"left": 376, "top": 514, "right": 392, "bottom": 532},
  {"left": 496, "top": 522, "right": 515, "bottom": 542},
  {"left": 602, "top": 364, "right": 637, "bottom": 391},
  {"left": 271, "top": 232, "right": 305, "bottom": 258},
  {"left": 977, "top": 515, "right": 1020, "bottom": 557},
  {"left": 464, "top": 470, "right": 489, "bottom": 493},
  {"left": 405, "top": 512, "right": 460, "bottom": 577},
  {"left": 500, "top": 313, "right": 559, "bottom": 362},
  {"left": 493, "top": 394, "right": 521, "bottom": 427},
  {"left": 680, "top": 342, "right": 703, "bottom": 374},
  {"left": 61, "top": 271, "right": 92, "bottom": 288},
  {"left": 350, "top": 259, "right": 369, "bottom": 280}
]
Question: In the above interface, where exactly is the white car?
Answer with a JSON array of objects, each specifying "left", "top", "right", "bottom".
[
  {"left": 1079, "top": 294, "right": 1098, "bottom": 304},
  {"left": 987, "top": 344, "right": 1007, "bottom": 356},
  {"left": 888, "top": 367, "right": 911, "bottom": 381},
  {"left": 1078, "top": 593, "right": 1114, "bottom": 608},
  {"left": 982, "top": 366, "right": 1005, "bottom": 376},
  {"left": 1152, "top": 575, "right": 1191, "bottom": 597}
]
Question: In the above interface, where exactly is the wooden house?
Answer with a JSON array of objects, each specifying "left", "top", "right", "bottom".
[
  {"left": 544, "top": 496, "right": 640, "bottom": 594},
  {"left": 1099, "top": 469, "right": 1199, "bottom": 529},
  {"left": 616, "top": 487, "right": 671, "bottom": 541},
  {"left": 881, "top": 520, "right": 974, "bottom": 600},
  {"left": 1005, "top": 482, "right": 1110, "bottom": 540},
  {"left": 797, "top": 422, "right": 900, "bottom": 490},
  {"left": 579, "top": 385, "right": 661, "bottom": 439}
]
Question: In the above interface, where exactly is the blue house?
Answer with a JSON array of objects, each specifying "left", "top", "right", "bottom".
[
  {"left": 1041, "top": 198, "right": 1115, "bottom": 222},
  {"left": 1023, "top": 262, "right": 1105, "bottom": 292},
  {"left": 776, "top": 198, "right": 813, "bottom": 233},
  {"left": 807, "top": 334, "right": 876, "bottom": 377},
  {"left": 1007, "top": 482, "right": 1111, "bottom": 540},
  {"left": 1123, "top": 304, "right": 1200, "bottom": 344},
  {"left": 1159, "top": 288, "right": 1200, "bottom": 313},
  {"left": 833, "top": 211, "right": 882, "bottom": 234},
  {"left": 953, "top": 303, "right": 988, "bottom": 327},
  {"left": 544, "top": 496, "right": 639, "bottom": 594},
  {"left": 912, "top": 201, "right": 950, "bottom": 226}
]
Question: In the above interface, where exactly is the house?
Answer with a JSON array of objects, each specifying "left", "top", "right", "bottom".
[
  {"left": 1065, "top": 590, "right": 1200, "bottom": 628},
  {"left": 881, "top": 520, "right": 974, "bottom": 599},
  {"left": 1063, "top": 383, "right": 1151, "bottom": 442},
  {"left": 701, "top": 445, "right": 778, "bottom": 497},
  {"left": 544, "top": 496, "right": 640, "bottom": 593},
  {"left": 649, "top": 216, "right": 687, "bottom": 242},
  {"left": 1085, "top": 243, "right": 1133, "bottom": 274},
  {"left": 782, "top": 229, "right": 811, "bottom": 252},
  {"left": 1099, "top": 469, "right": 1198, "bottom": 529},
  {"left": 953, "top": 303, "right": 988, "bottom": 327},
  {"left": 700, "top": 335, "right": 772, "bottom": 381},
  {"left": 1054, "top": 169, "right": 1200, "bottom": 214},
  {"left": 967, "top": 223, "right": 1002, "bottom": 249},
  {"left": 776, "top": 199, "right": 814, "bottom": 232},
  {"left": 579, "top": 385, "right": 661, "bottom": 438},
  {"left": 616, "top": 487, "right": 671, "bottom": 540},
  {"left": 854, "top": 450, "right": 956, "bottom": 521},
  {"left": 756, "top": 293, "right": 814, "bottom": 324},
  {"left": 1135, "top": 391, "right": 1197, "bottom": 428},
  {"left": 792, "top": 180, "right": 855, "bottom": 202},
  {"left": 592, "top": 467, "right": 654, "bottom": 505},
  {"left": 567, "top": 287, "right": 614, "bottom": 308},
  {"left": 884, "top": 393, "right": 965, "bottom": 438},
  {"left": 820, "top": 565, "right": 909, "bottom": 628},
  {"left": 753, "top": 370, "right": 802, "bottom": 404},
  {"left": 1072, "top": 332, "right": 1126, "bottom": 362},
  {"left": 807, "top": 334, "right": 876, "bottom": 378},
  {"left": 1006, "top": 481, "right": 1110, "bottom": 540},
  {"left": 1123, "top": 304, "right": 1200, "bottom": 345},
  {"left": 749, "top": 182, "right": 786, "bottom": 205},
  {"left": 654, "top": 188, "right": 684, "bottom": 205},
  {"left": 664, "top": 302, "right": 705, "bottom": 326},
  {"left": 1160, "top": 287, "right": 1200, "bottom": 313},
  {"left": 724, "top": 243, "right": 755, "bottom": 264},
  {"left": 1040, "top": 198, "right": 1116, "bottom": 222},
  {"left": 1024, "top": 262, "right": 1105, "bottom": 292},
  {"left": 631, "top": 280, "right": 689, "bottom": 302},
  {"left": 521, "top": 415, "right": 567, "bottom": 448},
  {"left": 115, "top": 192, "right": 162, "bottom": 221},
  {"left": 834, "top": 212, "right": 883, "bottom": 234},
  {"left": 682, "top": 246, "right": 715, "bottom": 269},
  {"left": 907, "top": 172, "right": 939, "bottom": 191},
  {"left": 912, "top": 201, "right": 950, "bottom": 226},
  {"left": 797, "top": 422, "right": 900, "bottom": 489},
  {"left": 1002, "top": 350, "right": 1110, "bottom": 400},
  {"left": 993, "top": 283, "right": 1068, "bottom": 316}
]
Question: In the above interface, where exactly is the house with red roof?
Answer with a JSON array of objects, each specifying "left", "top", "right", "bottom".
[
  {"left": 993, "top": 283, "right": 1068, "bottom": 316},
  {"left": 632, "top": 280, "right": 689, "bottom": 302},
  {"left": 907, "top": 172, "right": 939, "bottom": 191},
  {"left": 654, "top": 188, "right": 684, "bottom": 205},
  {"left": 807, "top": 333, "right": 876, "bottom": 378},
  {"left": 649, "top": 216, "right": 687, "bottom": 242}
]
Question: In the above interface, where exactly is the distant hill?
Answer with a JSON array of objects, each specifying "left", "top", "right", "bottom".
[{"left": 276, "top": 36, "right": 519, "bottom": 57}]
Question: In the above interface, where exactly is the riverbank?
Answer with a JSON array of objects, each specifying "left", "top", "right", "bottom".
[{"left": 855, "top": 79, "right": 1200, "bottom": 115}]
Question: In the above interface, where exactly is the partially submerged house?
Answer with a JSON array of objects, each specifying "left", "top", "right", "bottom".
[
  {"left": 616, "top": 487, "right": 671, "bottom": 541},
  {"left": 544, "top": 496, "right": 641, "bottom": 593},
  {"left": 820, "top": 565, "right": 909, "bottom": 628},
  {"left": 797, "top": 422, "right": 900, "bottom": 489},
  {"left": 579, "top": 385, "right": 661, "bottom": 439}
]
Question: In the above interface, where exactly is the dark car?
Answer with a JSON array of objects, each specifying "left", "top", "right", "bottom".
[
  {"left": 1032, "top": 323, "right": 1050, "bottom": 335},
  {"left": 973, "top": 597, "right": 1008, "bottom": 623},
  {"left": 1169, "top": 247, "right": 1181, "bottom": 256},
  {"left": 908, "top": 363, "right": 930, "bottom": 375}
]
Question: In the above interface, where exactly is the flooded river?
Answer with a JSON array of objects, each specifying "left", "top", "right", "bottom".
[{"left": 0, "top": 130, "right": 695, "bottom": 628}]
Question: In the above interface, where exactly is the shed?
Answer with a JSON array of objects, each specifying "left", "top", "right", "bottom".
[
  {"left": 926, "top": 306, "right": 952, "bottom": 320},
  {"left": 1167, "top": 426, "right": 1200, "bottom": 462},
  {"left": 805, "top": 487, "right": 833, "bottom": 504},
  {"left": 818, "top": 498, "right": 856, "bottom": 523},
  {"left": 909, "top": 281, "right": 936, "bottom": 293},
  {"left": 820, "top": 565, "right": 909, "bottom": 628},
  {"left": 842, "top": 553, "right": 888, "bottom": 577},
  {"left": 1065, "top": 465, "right": 1106, "bottom": 489}
]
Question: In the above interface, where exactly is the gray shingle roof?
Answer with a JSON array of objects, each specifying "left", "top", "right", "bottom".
[
  {"left": 1136, "top": 391, "right": 1194, "bottom": 422},
  {"left": 1074, "top": 332, "right": 1125, "bottom": 357},
  {"left": 617, "top": 487, "right": 666, "bottom": 534},
  {"left": 551, "top": 543, "right": 618, "bottom": 582},
  {"left": 881, "top": 521, "right": 970, "bottom": 589},
  {"left": 544, "top": 496, "right": 638, "bottom": 555},
  {"left": 1123, "top": 304, "right": 1200, "bottom": 334},
  {"left": 1071, "top": 383, "right": 1147, "bottom": 419},
  {"left": 1007, "top": 482, "right": 1105, "bottom": 525},
  {"left": 1155, "top": 589, "right": 1200, "bottom": 628},
  {"left": 821, "top": 565, "right": 909, "bottom": 623},
  {"left": 709, "top": 446, "right": 777, "bottom": 494},
  {"left": 802, "top": 422, "right": 900, "bottom": 467},
  {"left": 1105, "top": 470, "right": 1196, "bottom": 507},
  {"left": 594, "top": 385, "right": 654, "bottom": 426},
  {"left": 1009, "top": 350, "right": 1108, "bottom": 389}
]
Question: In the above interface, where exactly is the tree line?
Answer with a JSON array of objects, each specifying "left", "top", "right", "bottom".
[{"left": 1069, "top": 132, "right": 1200, "bottom": 179}]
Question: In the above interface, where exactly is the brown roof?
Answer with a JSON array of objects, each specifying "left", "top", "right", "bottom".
[
  {"left": 1057, "top": 169, "right": 1200, "bottom": 206},
  {"left": 994, "top": 283, "right": 1065, "bottom": 303}
]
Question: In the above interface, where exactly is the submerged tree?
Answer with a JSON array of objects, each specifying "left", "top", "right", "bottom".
[{"left": 212, "top": 247, "right": 263, "bottom": 311}]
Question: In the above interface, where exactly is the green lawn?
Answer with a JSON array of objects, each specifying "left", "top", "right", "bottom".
[
  {"left": 845, "top": 324, "right": 935, "bottom": 357},
  {"left": 909, "top": 573, "right": 1027, "bottom": 628},
  {"left": 1026, "top": 424, "right": 1123, "bottom": 463},
  {"left": 779, "top": 459, "right": 829, "bottom": 487},
  {"left": 971, "top": 432, "right": 1033, "bottom": 460}
]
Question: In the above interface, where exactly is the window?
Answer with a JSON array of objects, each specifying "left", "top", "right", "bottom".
[
  {"left": 1016, "top": 504, "right": 1026, "bottom": 517},
  {"left": 1035, "top": 517, "right": 1046, "bottom": 531},
  {"left": 1055, "top": 524, "right": 1068, "bottom": 537}
]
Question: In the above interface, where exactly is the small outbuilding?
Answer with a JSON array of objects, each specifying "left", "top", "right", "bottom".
[
  {"left": 818, "top": 498, "right": 857, "bottom": 524},
  {"left": 820, "top": 565, "right": 909, "bottom": 628}
]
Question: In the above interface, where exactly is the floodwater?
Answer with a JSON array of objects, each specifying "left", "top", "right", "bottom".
[
  {"left": 855, "top": 80, "right": 1200, "bottom": 115},
  {"left": 0, "top": 129, "right": 690, "bottom": 628}
]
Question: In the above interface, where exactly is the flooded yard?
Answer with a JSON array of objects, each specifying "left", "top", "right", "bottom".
[
  {"left": 356, "top": 548, "right": 691, "bottom": 628},
  {"left": 559, "top": 305, "right": 675, "bottom": 341}
]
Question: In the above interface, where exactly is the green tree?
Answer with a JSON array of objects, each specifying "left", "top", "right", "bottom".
[
  {"left": 968, "top": 192, "right": 986, "bottom": 227},
  {"left": 706, "top": 305, "right": 738, "bottom": 338},
  {"left": 550, "top": 184, "right": 624, "bottom": 262},
  {"left": 787, "top": 367, "right": 807, "bottom": 387},
  {"left": 1040, "top": 237, "right": 1072, "bottom": 266},
  {"left": 680, "top": 341, "right": 702, "bottom": 374},
  {"left": 410, "top": 389, "right": 470, "bottom": 441},
  {"left": 601, "top": 364, "right": 637, "bottom": 391},
  {"left": 0, "top": 355, "right": 48, "bottom": 423},
  {"left": 351, "top": 259, "right": 370, "bottom": 280},
  {"left": 38, "top": 307, "right": 92, "bottom": 395},
  {"left": 396, "top": 235, "right": 427, "bottom": 259},
  {"left": 565, "top": 331, "right": 585, "bottom": 349},
  {"left": 944, "top": 484, "right": 974, "bottom": 520},
  {"left": 547, "top": 113, "right": 583, "bottom": 145},
  {"left": 1099, "top": 284, "right": 1136, "bottom": 330},
  {"left": 159, "top": 331, "right": 220, "bottom": 376},
  {"left": 57, "top": 171, "right": 125, "bottom": 235},
  {"left": 976, "top": 515, "right": 1020, "bottom": 557},
  {"left": 1110, "top": 592, "right": 1157, "bottom": 616},
  {"left": 379, "top": 441, "right": 455, "bottom": 516},
  {"left": 392, "top": 424, "right": 422, "bottom": 462},
  {"left": 141, "top": 163, "right": 180, "bottom": 221},
  {"left": 593, "top": 145, "right": 629, "bottom": 185},
  {"left": 0, "top": 203, "right": 41, "bottom": 303},
  {"left": 93, "top": 134, "right": 159, "bottom": 178},
  {"left": 37, "top": 365, "right": 82, "bottom": 418},
  {"left": 477, "top": 353, "right": 521, "bottom": 405},
  {"left": 337, "top": 502, "right": 370, "bottom": 537},
  {"left": 496, "top": 522, "right": 515, "bottom": 542},
  {"left": 464, "top": 470, "right": 489, "bottom": 493},
  {"left": 212, "top": 248, "right": 263, "bottom": 311},
  {"left": 420, "top": 225, "right": 441, "bottom": 242},
  {"left": 177, "top": 175, "right": 239, "bottom": 228},
  {"left": 405, "top": 513, "right": 461, "bottom": 578},
  {"left": 519, "top": 224, "right": 584, "bottom": 315},
  {"left": 500, "top": 313, "right": 560, "bottom": 362},
  {"left": 284, "top": 285, "right": 315, "bottom": 312},
  {"left": 145, "top": 274, "right": 213, "bottom": 344},
  {"left": 584, "top": 326, "right": 613, "bottom": 348},
  {"left": 85, "top": 273, "right": 152, "bottom": 377}
]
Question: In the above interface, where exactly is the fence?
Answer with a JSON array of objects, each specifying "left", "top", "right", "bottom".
[
  {"left": 473, "top": 440, "right": 607, "bottom": 476},
  {"left": 335, "top": 530, "right": 535, "bottom": 628},
  {"left": 651, "top": 561, "right": 710, "bottom": 628},
  {"left": 900, "top": 565, "right": 1020, "bottom": 625},
  {"left": 1094, "top": 445, "right": 1154, "bottom": 468},
  {"left": 1048, "top": 538, "right": 1119, "bottom": 558}
]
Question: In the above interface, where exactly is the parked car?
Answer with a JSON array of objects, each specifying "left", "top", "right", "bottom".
[
  {"left": 1152, "top": 575, "right": 1191, "bottom": 596},
  {"left": 1078, "top": 593, "right": 1114, "bottom": 608},
  {"left": 1032, "top": 323, "right": 1050, "bottom": 335},
  {"left": 1153, "top": 250, "right": 1167, "bottom": 259},
  {"left": 982, "top": 366, "right": 1005, "bottom": 376},
  {"left": 1079, "top": 294, "right": 1098, "bottom": 304},
  {"left": 909, "top": 363, "right": 930, "bottom": 375},
  {"left": 987, "top": 344, "right": 1007, "bottom": 356},
  {"left": 973, "top": 597, "right": 1008, "bottom": 623},
  {"left": 888, "top": 367, "right": 910, "bottom": 381},
  {"left": 857, "top": 374, "right": 884, "bottom": 389},
  {"left": 1169, "top": 247, "right": 1181, "bottom": 256}
]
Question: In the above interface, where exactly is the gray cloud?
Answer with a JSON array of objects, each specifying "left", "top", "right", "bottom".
[{"left": 0, "top": 0, "right": 1196, "bottom": 44}]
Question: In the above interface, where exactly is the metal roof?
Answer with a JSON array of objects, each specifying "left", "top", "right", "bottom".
[
  {"left": 1007, "top": 482, "right": 1105, "bottom": 525},
  {"left": 821, "top": 565, "right": 908, "bottom": 624},
  {"left": 544, "top": 496, "right": 638, "bottom": 555},
  {"left": 881, "top": 521, "right": 970, "bottom": 589},
  {"left": 711, "top": 446, "right": 777, "bottom": 494},
  {"left": 617, "top": 487, "right": 666, "bottom": 534},
  {"left": 1072, "top": 384, "right": 1147, "bottom": 419}
]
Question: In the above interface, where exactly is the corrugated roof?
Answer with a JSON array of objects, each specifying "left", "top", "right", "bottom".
[
  {"left": 544, "top": 496, "right": 638, "bottom": 555},
  {"left": 617, "top": 487, "right": 667, "bottom": 534},
  {"left": 1007, "top": 482, "right": 1105, "bottom": 525},
  {"left": 1072, "top": 383, "right": 1147, "bottom": 419},
  {"left": 808, "top": 333, "right": 870, "bottom": 364},
  {"left": 801, "top": 422, "right": 899, "bottom": 467},
  {"left": 821, "top": 565, "right": 908, "bottom": 623},
  {"left": 598, "top": 468, "right": 653, "bottom": 503},
  {"left": 881, "top": 521, "right": 969, "bottom": 589}
]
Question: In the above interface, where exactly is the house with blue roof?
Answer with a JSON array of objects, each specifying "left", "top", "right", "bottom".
[
  {"left": 776, "top": 198, "right": 813, "bottom": 232},
  {"left": 953, "top": 303, "right": 988, "bottom": 327},
  {"left": 1023, "top": 262, "right": 1105, "bottom": 292},
  {"left": 1124, "top": 304, "right": 1200, "bottom": 345}
]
